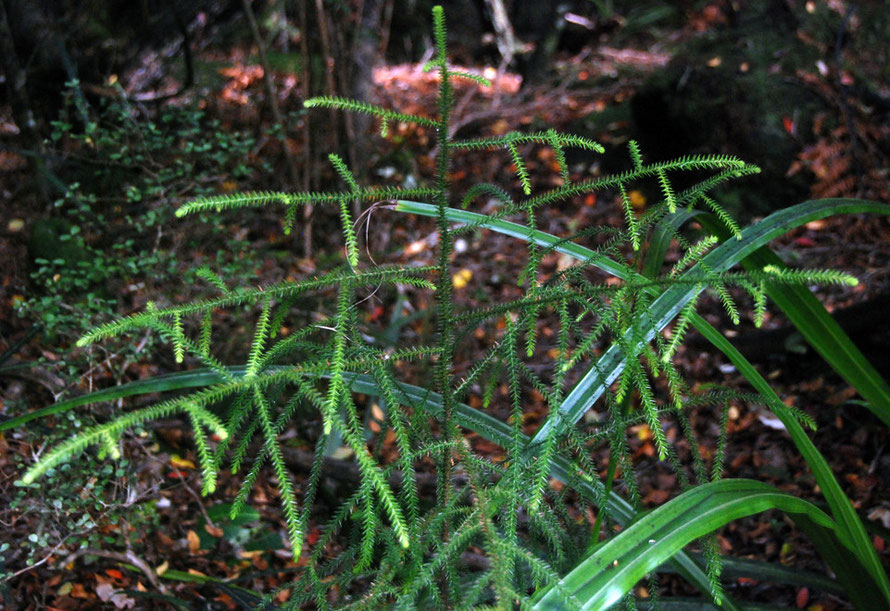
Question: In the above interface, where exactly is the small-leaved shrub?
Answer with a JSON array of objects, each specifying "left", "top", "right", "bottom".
[
  {"left": 7, "top": 83, "right": 263, "bottom": 589},
  {"left": 21, "top": 81, "right": 264, "bottom": 349},
  {"left": 11, "top": 7, "right": 890, "bottom": 609}
]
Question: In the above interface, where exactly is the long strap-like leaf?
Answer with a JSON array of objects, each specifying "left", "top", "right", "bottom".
[
  {"left": 696, "top": 213, "right": 890, "bottom": 427},
  {"left": 531, "top": 480, "right": 874, "bottom": 610},
  {"left": 392, "top": 198, "right": 890, "bottom": 445},
  {"left": 690, "top": 313, "right": 890, "bottom": 603},
  {"left": 393, "top": 196, "right": 890, "bottom": 604},
  {"left": 13, "top": 367, "right": 740, "bottom": 610}
]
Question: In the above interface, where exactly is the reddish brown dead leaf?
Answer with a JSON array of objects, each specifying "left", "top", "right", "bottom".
[
  {"left": 187, "top": 529, "right": 201, "bottom": 553},
  {"left": 69, "top": 582, "right": 90, "bottom": 599}
]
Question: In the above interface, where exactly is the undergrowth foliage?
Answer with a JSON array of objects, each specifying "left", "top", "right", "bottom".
[{"left": 17, "top": 6, "right": 885, "bottom": 609}]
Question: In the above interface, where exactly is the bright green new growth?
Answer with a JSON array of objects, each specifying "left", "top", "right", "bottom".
[
  {"left": 327, "top": 153, "right": 361, "bottom": 267},
  {"left": 18, "top": 5, "right": 890, "bottom": 609}
]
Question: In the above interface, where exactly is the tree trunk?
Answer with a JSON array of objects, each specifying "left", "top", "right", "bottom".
[
  {"left": 348, "top": 0, "right": 383, "bottom": 178},
  {"left": 0, "top": 0, "right": 50, "bottom": 202}
]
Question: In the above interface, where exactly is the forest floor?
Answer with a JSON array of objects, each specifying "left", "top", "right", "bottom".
[{"left": 2, "top": 3, "right": 890, "bottom": 609}]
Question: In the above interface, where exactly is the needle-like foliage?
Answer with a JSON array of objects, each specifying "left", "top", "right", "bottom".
[{"left": 16, "top": 5, "right": 890, "bottom": 610}]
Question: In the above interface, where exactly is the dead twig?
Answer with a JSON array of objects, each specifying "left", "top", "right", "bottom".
[{"left": 57, "top": 548, "right": 169, "bottom": 593}]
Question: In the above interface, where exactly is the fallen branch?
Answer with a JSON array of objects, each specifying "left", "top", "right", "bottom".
[{"left": 57, "top": 548, "right": 169, "bottom": 594}]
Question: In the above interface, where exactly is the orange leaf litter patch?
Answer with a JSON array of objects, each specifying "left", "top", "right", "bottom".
[{"left": 373, "top": 63, "right": 522, "bottom": 96}]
